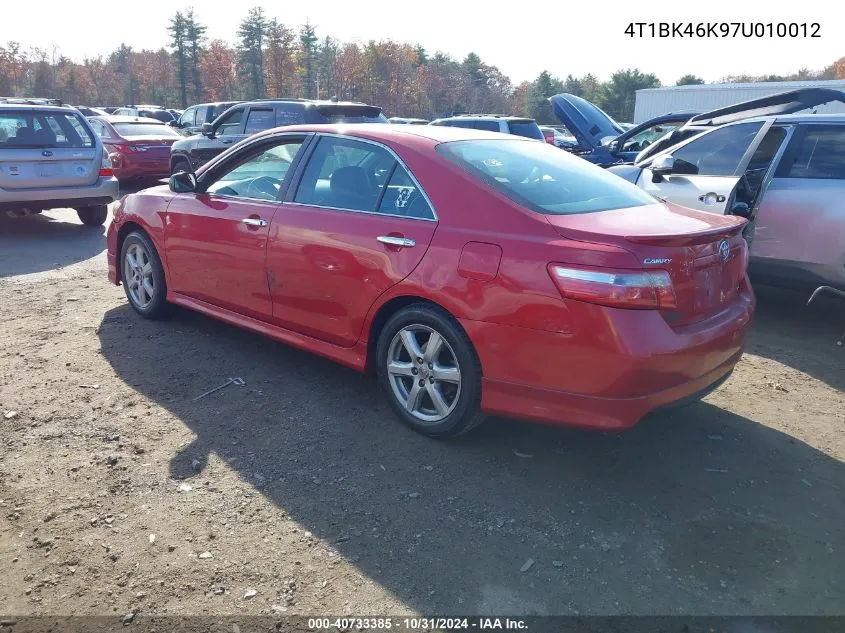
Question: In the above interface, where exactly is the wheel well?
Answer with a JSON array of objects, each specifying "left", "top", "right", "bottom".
[
  {"left": 365, "top": 296, "right": 466, "bottom": 376},
  {"left": 170, "top": 153, "right": 190, "bottom": 171}
]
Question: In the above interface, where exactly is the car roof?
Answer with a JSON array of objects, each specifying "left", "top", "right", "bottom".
[
  {"left": 254, "top": 122, "right": 533, "bottom": 146},
  {"left": 0, "top": 103, "right": 78, "bottom": 114},
  {"left": 96, "top": 115, "right": 167, "bottom": 124},
  {"left": 435, "top": 115, "right": 533, "bottom": 122}
]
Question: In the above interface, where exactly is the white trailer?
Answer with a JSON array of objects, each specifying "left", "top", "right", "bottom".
[{"left": 633, "top": 80, "right": 845, "bottom": 123}]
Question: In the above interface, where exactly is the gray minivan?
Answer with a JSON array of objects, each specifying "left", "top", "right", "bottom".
[{"left": 0, "top": 103, "right": 119, "bottom": 226}]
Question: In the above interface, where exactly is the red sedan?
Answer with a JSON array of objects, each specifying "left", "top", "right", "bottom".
[
  {"left": 89, "top": 116, "right": 181, "bottom": 181},
  {"left": 106, "top": 124, "right": 754, "bottom": 437}
]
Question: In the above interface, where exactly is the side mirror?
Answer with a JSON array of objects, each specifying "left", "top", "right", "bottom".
[
  {"left": 169, "top": 171, "right": 197, "bottom": 193},
  {"left": 650, "top": 155, "right": 675, "bottom": 183},
  {"left": 729, "top": 201, "right": 751, "bottom": 219},
  {"left": 167, "top": 120, "right": 179, "bottom": 128},
  {"left": 200, "top": 123, "right": 214, "bottom": 138}
]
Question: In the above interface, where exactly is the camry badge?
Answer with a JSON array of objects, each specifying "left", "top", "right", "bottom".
[{"left": 643, "top": 258, "right": 672, "bottom": 265}]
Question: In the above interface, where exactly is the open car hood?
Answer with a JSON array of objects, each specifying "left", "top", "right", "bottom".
[
  {"left": 549, "top": 94, "right": 625, "bottom": 150},
  {"left": 687, "top": 87, "right": 845, "bottom": 126}
]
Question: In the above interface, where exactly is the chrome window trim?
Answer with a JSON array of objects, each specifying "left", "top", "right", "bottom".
[{"left": 291, "top": 132, "right": 438, "bottom": 222}]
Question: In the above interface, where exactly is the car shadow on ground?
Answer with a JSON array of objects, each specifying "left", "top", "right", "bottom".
[
  {"left": 0, "top": 212, "right": 106, "bottom": 277},
  {"left": 96, "top": 302, "right": 845, "bottom": 615},
  {"left": 749, "top": 284, "right": 845, "bottom": 391}
]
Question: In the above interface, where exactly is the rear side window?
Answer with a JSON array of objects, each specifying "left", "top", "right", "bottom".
[
  {"left": 377, "top": 164, "right": 435, "bottom": 219},
  {"left": 781, "top": 126, "right": 845, "bottom": 179},
  {"left": 245, "top": 108, "right": 275, "bottom": 135},
  {"left": 0, "top": 111, "right": 94, "bottom": 148},
  {"left": 508, "top": 121, "right": 544, "bottom": 140},
  {"left": 669, "top": 122, "right": 763, "bottom": 176},
  {"left": 473, "top": 120, "right": 500, "bottom": 132},
  {"left": 438, "top": 139, "right": 655, "bottom": 215},
  {"left": 294, "top": 136, "right": 430, "bottom": 218},
  {"left": 276, "top": 105, "right": 306, "bottom": 126}
]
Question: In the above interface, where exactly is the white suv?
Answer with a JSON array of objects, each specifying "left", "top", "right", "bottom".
[
  {"left": 0, "top": 102, "right": 119, "bottom": 226},
  {"left": 429, "top": 115, "right": 545, "bottom": 140}
]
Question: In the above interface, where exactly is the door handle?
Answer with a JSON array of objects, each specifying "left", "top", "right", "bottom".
[
  {"left": 377, "top": 236, "right": 416, "bottom": 248},
  {"left": 242, "top": 218, "right": 268, "bottom": 227}
]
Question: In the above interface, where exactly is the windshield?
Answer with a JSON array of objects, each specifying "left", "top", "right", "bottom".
[
  {"left": 0, "top": 110, "right": 94, "bottom": 148},
  {"left": 437, "top": 139, "right": 655, "bottom": 215},
  {"left": 113, "top": 122, "right": 180, "bottom": 137}
]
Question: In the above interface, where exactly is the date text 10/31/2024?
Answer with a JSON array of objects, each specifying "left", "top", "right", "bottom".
[
  {"left": 308, "top": 617, "right": 529, "bottom": 630},
  {"left": 623, "top": 22, "right": 821, "bottom": 38}
]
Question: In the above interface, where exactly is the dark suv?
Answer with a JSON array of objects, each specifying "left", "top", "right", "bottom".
[
  {"left": 172, "top": 101, "right": 242, "bottom": 136},
  {"left": 170, "top": 99, "right": 387, "bottom": 174}
]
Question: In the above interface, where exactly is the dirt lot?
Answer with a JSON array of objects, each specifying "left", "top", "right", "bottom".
[{"left": 1, "top": 207, "right": 844, "bottom": 618}]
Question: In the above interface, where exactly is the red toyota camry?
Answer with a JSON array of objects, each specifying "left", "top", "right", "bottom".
[
  {"left": 89, "top": 116, "right": 181, "bottom": 181},
  {"left": 106, "top": 124, "right": 754, "bottom": 437}
]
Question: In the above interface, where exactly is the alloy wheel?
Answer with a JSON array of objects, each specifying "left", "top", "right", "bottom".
[
  {"left": 123, "top": 242, "right": 155, "bottom": 309},
  {"left": 386, "top": 324, "right": 462, "bottom": 424}
]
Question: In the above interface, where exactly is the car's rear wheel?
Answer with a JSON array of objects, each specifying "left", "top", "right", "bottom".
[
  {"left": 376, "top": 304, "right": 485, "bottom": 438},
  {"left": 171, "top": 157, "right": 191, "bottom": 175},
  {"left": 76, "top": 205, "right": 108, "bottom": 227},
  {"left": 120, "top": 231, "right": 167, "bottom": 319}
]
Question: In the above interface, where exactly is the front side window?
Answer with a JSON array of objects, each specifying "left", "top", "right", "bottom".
[
  {"left": 669, "top": 122, "right": 763, "bottom": 176},
  {"left": 180, "top": 107, "right": 197, "bottom": 127},
  {"left": 295, "top": 136, "right": 399, "bottom": 213},
  {"left": 205, "top": 139, "right": 304, "bottom": 201},
  {"left": 245, "top": 109, "right": 275, "bottom": 135},
  {"left": 438, "top": 138, "right": 656, "bottom": 215},
  {"left": 781, "top": 126, "right": 845, "bottom": 180},
  {"left": 215, "top": 109, "right": 244, "bottom": 136}
]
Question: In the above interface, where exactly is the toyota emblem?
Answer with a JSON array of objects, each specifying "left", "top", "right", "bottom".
[{"left": 718, "top": 240, "right": 730, "bottom": 263}]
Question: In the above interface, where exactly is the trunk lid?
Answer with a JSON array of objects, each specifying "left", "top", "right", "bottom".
[
  {"left": 0, "top": 146, "right": 99, "bottom": 189},
  {"left": 548, "top": 93, "right": 625, "bottom": 151},
  {"left": 545, "top": 202, "right": 748, "bottom": 326}
]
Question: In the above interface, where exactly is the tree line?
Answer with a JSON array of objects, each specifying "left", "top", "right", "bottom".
[{"left": 1, "top": 8, "right": 843, "bottom": 123}]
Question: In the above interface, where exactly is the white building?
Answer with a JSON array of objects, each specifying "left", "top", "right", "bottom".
[{"left": 633, "top": 79, "right": 845, "bottom": 123}]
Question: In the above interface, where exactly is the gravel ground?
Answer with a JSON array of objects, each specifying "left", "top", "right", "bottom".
[{"left": 1, "top": 207, "right": 844, "bottom": 618}]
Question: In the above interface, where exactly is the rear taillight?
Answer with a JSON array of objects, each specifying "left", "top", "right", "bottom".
[
  {"left": 548, "top": 264, "right": 677, "bottom": 310},
  {"left": 739, "top": 237, "right": 750, "bottom": 272},
  {"left": 99, "top": 152, "right": 114, "bottom": 178}
]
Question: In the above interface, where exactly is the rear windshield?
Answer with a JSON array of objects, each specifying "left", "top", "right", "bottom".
[
  {"left": 141, "top": 110, "right": 174, "bottom": 123},
  {"left": 508, "top": 120, "right": 544, "bottom": 140},
  {"left": 437, "top": 139, "right": 655, "bottom": 215},
  {"left": 0, "top": 110, "right": 94, "bottom": 148},
  {"left": 113, "top": 122, "right": 180, "bottom": 137}
]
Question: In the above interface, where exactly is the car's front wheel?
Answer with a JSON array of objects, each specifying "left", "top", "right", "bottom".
[
  {"left": 376, "top": 304, "right": 485, "bottom": 438},
  {"left": 76, "top": 205, "right": 109, "bottom": 227},
  {"left": 120, "top": 231, "right": 168, "bottom": 319}
]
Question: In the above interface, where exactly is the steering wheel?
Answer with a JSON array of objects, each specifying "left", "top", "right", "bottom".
[{"left": 246, "top": 176, "right": 282, "bottom": 200}]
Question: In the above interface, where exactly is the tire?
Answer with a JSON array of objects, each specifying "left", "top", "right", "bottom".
[
  {"left": 171, "top": 156, "right": 191, "bottom": 176},
  {"left": 76, "top": 204, "right": 109, "bottom": 227},
  {"left": 376, "top": 303, "right": 485, "bottom": 438},
  {"left": 120, "top": 230, "right": 168, "bottom": 319}
]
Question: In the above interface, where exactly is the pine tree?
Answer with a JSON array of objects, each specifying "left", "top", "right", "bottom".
[
  {"left": 237, "top": 7, "right": 268, "bottom": 99},
  {"left": 299, "top": 21, "right": 318, "bottom": 98},
  {"left": 168, "top": 12, "right": 188, "bottom": 107},
  {"left": 184, "top": 8, "right": 207, "bottom": 101}
]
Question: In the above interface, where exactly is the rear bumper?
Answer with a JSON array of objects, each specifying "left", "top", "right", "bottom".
[
  {"left": 112, "top": 155, "right": 170, "bottom": 180},
  {"left": 462, "top": 286, "right": 754, "bottom": 430},
  {"left": 0, "top": 177, "right": 119, "bottom": 210}
]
